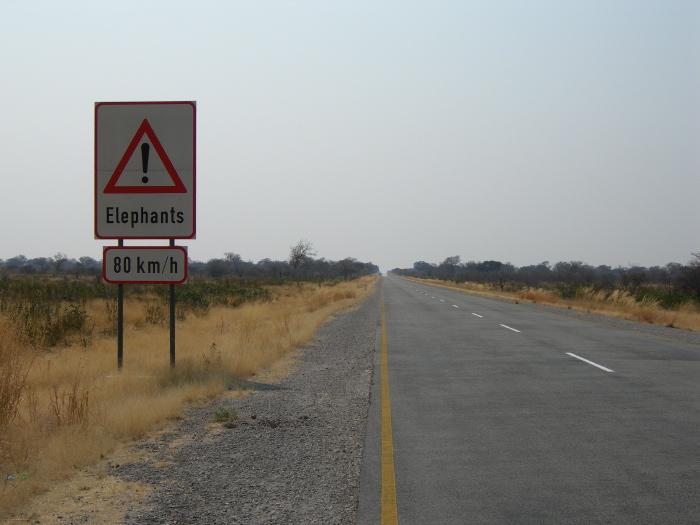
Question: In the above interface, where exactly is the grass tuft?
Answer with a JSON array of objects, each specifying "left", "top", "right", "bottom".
[{"left": 210, "top": 406, "right": 237, "bottom": 423}]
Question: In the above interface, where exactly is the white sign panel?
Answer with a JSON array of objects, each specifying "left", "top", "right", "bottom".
[
  {"left": 103, "top": 246, "right": 188, "bottom": 284},
  {"left": 95, "top": 102, "right": 196, "bottom": 239}
]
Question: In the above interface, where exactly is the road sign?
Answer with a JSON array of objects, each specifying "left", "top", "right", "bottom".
[
  {"left": 95, "top": 102, "right": 196, "bottom": 239},
  {"left": 103, "top": 246, "right": 188, "bottom": 284}
]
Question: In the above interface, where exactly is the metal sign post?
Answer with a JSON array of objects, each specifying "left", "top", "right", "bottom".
[
  {"left": 95, "top": 101, "right": 196, "bottom": 370},
  {"left": 117, "top": 239, "right": 124, "bottom": 370},
  {"left": 170, "top": 240, "right": 176, "bottom": 368}
]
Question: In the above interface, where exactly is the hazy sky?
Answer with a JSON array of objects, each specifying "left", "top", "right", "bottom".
[{"left": 2, "top": 1, "right": 698, "bottom": 273}]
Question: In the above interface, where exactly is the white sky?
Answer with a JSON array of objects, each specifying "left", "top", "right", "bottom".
[{"left": 1, "top": 0, "right": 698, "bottom": 272}]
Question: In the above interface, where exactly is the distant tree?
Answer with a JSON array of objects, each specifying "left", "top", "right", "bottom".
[
  {"left": 615, "top": 265, "right": 630, "bottom": 287},
  {"left": 518, "top": 261, "right": 553, "bottom": 286},
  {"left": 76, "top": 256, "right": 101, "bottom": 276},
  {"left": 205, "top": 258, "right": 229, "bottom": 278},
  {"left": 5, "top": 255, "right": 28, "bottom": 271},
  {"left": 339, "top": 257, "right": 357, "bottom": 281},
  {"left": 245, "top": 260, "right": 262, "bottom": 279},
  {"left": 300, "top": 256, "right": 316, "bottom": 278},
  {"left": 664, "top": 262, "right": 684, "bottom": 286},
  {"left": 289, "top": 239, "right": 316, "bottom": 278},
  {"left": 225, "top": 253, "right": 246, "bottom": 282},
  {"left": 79, "top": 256, "right": 99, "bottom": 267},
  {"left": 627, "top": 266, "right": 647, "bottom": 289},
  {"left": 258, "top": 258, "right": 283, "bottom": 279},
  {"left": 53, "top": 252, "right": 69, "bottom": 273},
  {"left": 313, "top": 258, "right": 331, "bottom": 279},
  {"left": 439, "top": 256, "right": 461, "bottom": 280},
  {"left": 19, "top": 264, "right": 36, "bottom": 275},
  {"left": 413, "top": 261, "right": 435, "bottom": 277},
  {"left": 29, "top": 257, "right": 52, "bottom": 273},
  {"left": 594, "top": 265, "right": 616, "bottom": 288},
  {"left": 553, "top": 261, "right": 594, "bottom": 285},
  {"left": 188, "top": 258, "right": 206, "bottom": 277},
  {"left": 677, "top": 253, "right": 700, "bottom": 297},
  {"left": 476, "top": 260, "right": 503, "bottom": 273},
  {"left": 225, "top": 252, "right": 241, "bottom": 265}
]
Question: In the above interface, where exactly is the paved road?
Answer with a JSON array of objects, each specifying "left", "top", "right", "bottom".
[{"left": 358, "top": 276, "right": 700, "bottom": 524}]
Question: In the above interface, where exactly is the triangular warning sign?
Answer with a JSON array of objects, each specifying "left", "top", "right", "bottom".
[{"left": 103, "top": 119, "right": 187, "bottom": 194}]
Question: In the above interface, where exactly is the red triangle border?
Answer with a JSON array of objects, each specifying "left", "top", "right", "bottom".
[{"left": 103, "top": 119, "right": 187, "bottom": 194}]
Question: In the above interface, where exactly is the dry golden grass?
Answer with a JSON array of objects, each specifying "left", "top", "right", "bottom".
[
  {"left": 402, "top": 277, "right": 700, "bottom": 332},
  {"left": 0, "top": 276, "right": 376, "bottom": 517}
]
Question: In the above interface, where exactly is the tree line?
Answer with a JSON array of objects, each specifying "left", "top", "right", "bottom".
[
  {"left": 0, "top": 240, "right": 379, "bottom": 283},
  {"left": 389, "top": 253, "right": 700, "bottom": 305}
]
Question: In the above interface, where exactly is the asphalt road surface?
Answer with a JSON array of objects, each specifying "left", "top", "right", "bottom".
[{"left": 358, "top": 275, "right": 700, "bottom": 525}]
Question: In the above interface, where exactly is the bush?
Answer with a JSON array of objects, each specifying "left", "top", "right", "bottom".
[
  {"left": 557, "top": 285, "right": 579, "bottom": 300},
  {"left": 210, "top": 406, "right": 237, "bottom": 423},
  {"left": 633, "top": 287, "right": 699, "bottom": 310},
  {"left": 0, "top": 324, "right": 32, "bottom": 428}
]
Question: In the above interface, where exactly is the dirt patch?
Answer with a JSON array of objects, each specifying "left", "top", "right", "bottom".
[
  {"left": 3, "top": 390, "right": 255, "bottom": 523},
  {"left": 6, "top": 448, "right": 152, "bottom": 524}
]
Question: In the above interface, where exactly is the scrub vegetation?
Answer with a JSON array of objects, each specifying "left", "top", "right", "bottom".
[
  {"left": 391, "top": 253, "right": 700, "bottom": 332},
  {"left": 0, "top": 244, "right": 378, "bottom": 517}
]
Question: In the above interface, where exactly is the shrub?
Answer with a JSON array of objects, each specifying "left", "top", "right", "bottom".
[
  {"left": 210, "top": 406, "right": 237, "bottom": 423},
  {"left": 0, "top": 323, "right": 32, "bottom": 428},
  {"left": 632, "top": 286, "right": 699, "bottom": 310}
]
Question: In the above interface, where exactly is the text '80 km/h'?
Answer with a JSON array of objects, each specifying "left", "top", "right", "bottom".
[{"left": 103, "top": 247, "right": 188, "bottom": 284}]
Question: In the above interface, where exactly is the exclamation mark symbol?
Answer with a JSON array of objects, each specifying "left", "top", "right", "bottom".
[{"left": 141, "top": 143, "right": 150, "bottom": 184}]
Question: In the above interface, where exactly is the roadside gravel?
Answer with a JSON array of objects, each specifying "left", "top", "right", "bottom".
[{"left": 116, "top": 289, "right": 380, "bottom": 525}]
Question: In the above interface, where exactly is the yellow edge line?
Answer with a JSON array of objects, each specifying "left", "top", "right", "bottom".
[{"left": 381, "top": 287, "right": 399, "bottom": 524}]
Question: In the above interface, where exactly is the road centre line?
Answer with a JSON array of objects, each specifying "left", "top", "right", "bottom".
[
  {"left": 566, "top": 352, "right": 614, "bottom": 372},
  {"left": 500, "top": 324, "right": 521, "bottom": 333},
  {"left": 471, "top": 313, "right": 483, "bottom": 318},
  {"left": 453, "top": 305, "right": 460, "bottom": 308},
  {"left": 440, "top": 299, "right": 445, "bottom": 302}
]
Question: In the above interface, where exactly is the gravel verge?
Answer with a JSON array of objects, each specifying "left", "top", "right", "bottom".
[{"left": 116, "top": 289, "right": 380, "bottom": 525}]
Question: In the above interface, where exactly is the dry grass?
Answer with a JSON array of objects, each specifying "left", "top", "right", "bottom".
[
  {"left": 0, "top": 276, "right": 376, "bottom": 517},
  {"left": 402, "top": 277, "right": 700, "bottom": 332}
]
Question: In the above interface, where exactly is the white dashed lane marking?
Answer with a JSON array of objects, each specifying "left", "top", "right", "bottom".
[
  {"left": 566, "top": 353, "right": 614, "bottom": 372},
  {"left": 500, "top": 324, "right": 521, "bottom": 333}
]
